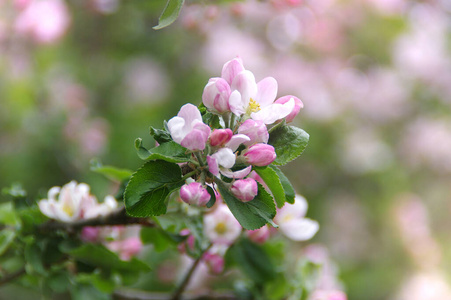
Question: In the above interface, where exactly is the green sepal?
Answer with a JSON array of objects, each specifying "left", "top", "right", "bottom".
[{"left": 150, "top": 126, "right": 172, "bottom": 144}]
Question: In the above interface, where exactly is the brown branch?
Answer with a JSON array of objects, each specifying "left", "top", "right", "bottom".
[
  {"left": 0, "top": 268, "right": 26, "bottom": 286},
  {"left": 37, "top": 208, "right": 155, "bottom": 233},
  {"left": 113, "top": 289, "right": 237, "bottom": 300}
]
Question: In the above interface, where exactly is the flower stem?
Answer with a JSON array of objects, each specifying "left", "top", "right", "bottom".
[
  {"left": 171, "top": 244, "right": 212, "bottom": 300},
  {"left": 194, "top": 152, "right": 205, "bottom": 167},
  {"left": 181, "top": 170, "right": 198, "bottom": 182}
]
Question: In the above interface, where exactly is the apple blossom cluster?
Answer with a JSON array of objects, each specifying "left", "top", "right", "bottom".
[
  {"left": 38, "top": 181, "right": 142, "bottom": 260},
  {"left": 38, "top": 181, "right": 118, "bottom": 222},
  {"left": 168, "top": 57, "right": 303, "bottom": 205}
]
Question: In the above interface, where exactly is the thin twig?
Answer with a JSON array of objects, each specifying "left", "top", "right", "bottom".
[
  {"left": 171, "top": 245, "right": 212, "bottom": 300},
  {"left": 37, "top": 208, "right": 155, "bottom": 233}
]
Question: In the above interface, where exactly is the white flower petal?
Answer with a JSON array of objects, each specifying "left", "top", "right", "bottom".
[
  {"left": 219, "top": 165, "right": 252, "bottom": 179},
  {"left": 280, "top": 218, "right": 319, "bottom": 241},
  {"left": 212, "top": 148, "right": 235, "bottom": 169},
  {"left": 229, "top": 90, "right": 245, "bottom": 116},
  {"left": 226, "top": 134, "right": 251, "bottom": 151},
  {"left": 231, "top": 70, "right": 257, "bottom": 107},
  {"left": 256, "top": 77, "right": 278, "bottom": 108},
  {"left": 167, "top": 116, "right": 186, "bottom": 144},
  {"left": 251, "top": 99, "right": 295, "bottom": 124}
]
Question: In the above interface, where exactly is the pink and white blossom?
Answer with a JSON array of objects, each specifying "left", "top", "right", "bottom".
[
  {"left": 15, "top": 0, "right": 71, "bottom": 44},
  {"left": 167, "top": 103, "right": 211, "bottom": 151},
  {"left": 202, "top": 78, "right": 232, "bottom": 114},
  {"left": 203, "top": 251, "right": 225, "bottom": 274},
  {"left": 274, "top": 95, "right": 304, "bottom": 123},
  {"left": 210, "top": 128, "right": 233, "bottom": 147},
  {"left": 275, "top": 194, "right": 319, "bottom": 241},
  {"left": 180, "top": 182, "right": 211, "bottom": 206},
  {"left": 246, "top": 225, "right": 270, "bottom": 244},
  {"left": 202, "top": 58, "right": 245, "bottom": 114},
  {"left": 38, "top": 181, "right": 93, "bottom": 222},
  {"left": 207, "top": 147, "right": 252, "bottom": 179},
  {"left": 228, "top": 70, "right": 295, "bottom": 124},
  {"left": 243, "top": 143, "right": 276, "bottom": 166},
  {"left": 237, "top": 119, "right": 269, "bottom": 146},
  {"left": 107, "top": 236, "right": 143, "bottom": 261},
  {"left": 38, "top": 181, "right": 118, "bottom": 222},
  {"left": 230, "top": 178, "right": 258, "bottom": 202},
  {"left": 204, "top": 204, "right": 241, "bottom": 245}
]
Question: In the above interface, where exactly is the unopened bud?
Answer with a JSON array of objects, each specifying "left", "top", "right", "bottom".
[
  {"left": 230, "top": 178, "right": 258, "bottom": 202},
  {"left": 244, "top": 144, "right": 276, "bottom": 166},
  {"left": 180, "top": 182, "right": 211, "bottom": 206}
]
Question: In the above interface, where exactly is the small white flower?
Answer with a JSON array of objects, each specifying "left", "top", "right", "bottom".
[
  {"left": 204, "top": 204, "right": 242, "bottom": 245},
  {"left": 275, "top": 194, "right": 319, "bottom": 241}
]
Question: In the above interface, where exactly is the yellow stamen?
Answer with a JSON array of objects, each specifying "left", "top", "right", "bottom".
[
  {"left": 248, "top": 98, "right": 261, "bottom": 114},
  {"left": 215, "top": 222, "right": 227, "bottom": 234},
  {"left": 62, "top": 202, "right": 74, "bottom": 217},
  {"left": 282, "top": 214, "right": 293, "bottom": 223}
]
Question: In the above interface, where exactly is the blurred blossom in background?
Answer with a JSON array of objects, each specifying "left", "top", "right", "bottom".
[{"left": 1, "top": 0, "right": 451, "bottom": 299}]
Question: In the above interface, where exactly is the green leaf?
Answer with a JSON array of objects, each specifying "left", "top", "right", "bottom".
[
  {"left": 0, "top": 202, "right": 20, "bottom": 226},
  {"left": 206, "top": 185, "right": 216, "bottom": 208},
  {"left": 25, "top": 243, "right": 46, "bottom": 275},
  {"left": 153, "top": 0, "right": 185, "bottom": 30},
  {"left": 227, "top": 239, "right": 276, "bottom": 284},
  {"left": 140, "top": 227, "right": 176, "bottom": 252},
  {"left": 269, "top": 165, "right": 295, "bottom": 204},
  {"left": 2, "top": 183, "right": 27, "bottom": 199},
  {"left": 90, "top": 159, "right": 133, "bottom": 182},
  {"left": 77, "top": 272, "right": 115, "bottom": 293},
  {"left": 124, "top": 160, "right": 183, "bottom": 217},
  {"left": 70, "top": 283, "right": 111, "bottom": 300},
  {"left": 150, "top": 126, "right": 173, "bottom": 144},
  {"left": 46, "top": 270, "right": 71, "bottom": 293},
  {"left": 68, "top": 244, "right": 150, "bottom": 273},
  {"left": 135, "top": 138, "right": 190, "bottom": 163},
  {"left": 202, "top": 112, "right": 221, "bottom": 129},
  {"left": 216, "top": 180, "right": 276, "bottom": 230},
  {"left": 254, "top": 166, "right": 286, "bottom": 208},
  {"left": 268, "top": 126, "right": 309, "bottom": 166},
  {"left": 0, "top": 229, "right": 16, "bottom": 256}
]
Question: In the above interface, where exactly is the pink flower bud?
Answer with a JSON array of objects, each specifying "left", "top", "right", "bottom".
[
  {"left": 246, "top": 226, "right": 270, "bottom": 244},
  {"left": 81, "top": 226, "right": 101, "bottom": 243},
  {"left": 244, "top": 144, "right": 276, "bottom": 166},
  {"left": 274, "top": 95, "right": 303, "bottom": 123},
  {"left": 177, "top": 229, "right": 196, "bottom": 254},
  {"left": 108, "top": 237, "right": 143, "bottom": 261},
  {"left": 230, "top": 178, "right": 258, "bottom": 202},
  {"left": 210, "top": 128, "right": 233, "bottom": 147},
  {"left": 180, "top": 182, "right": 211, "bottom": 206},
  {"left": 238, "top": 119, "right": 269, "bottom": 146},
  {"left": 202, "top": 78, "right": 231, "bottom": 114},
  {"left": 203, "top": 252, "right": 225, "bottom": 274}
]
